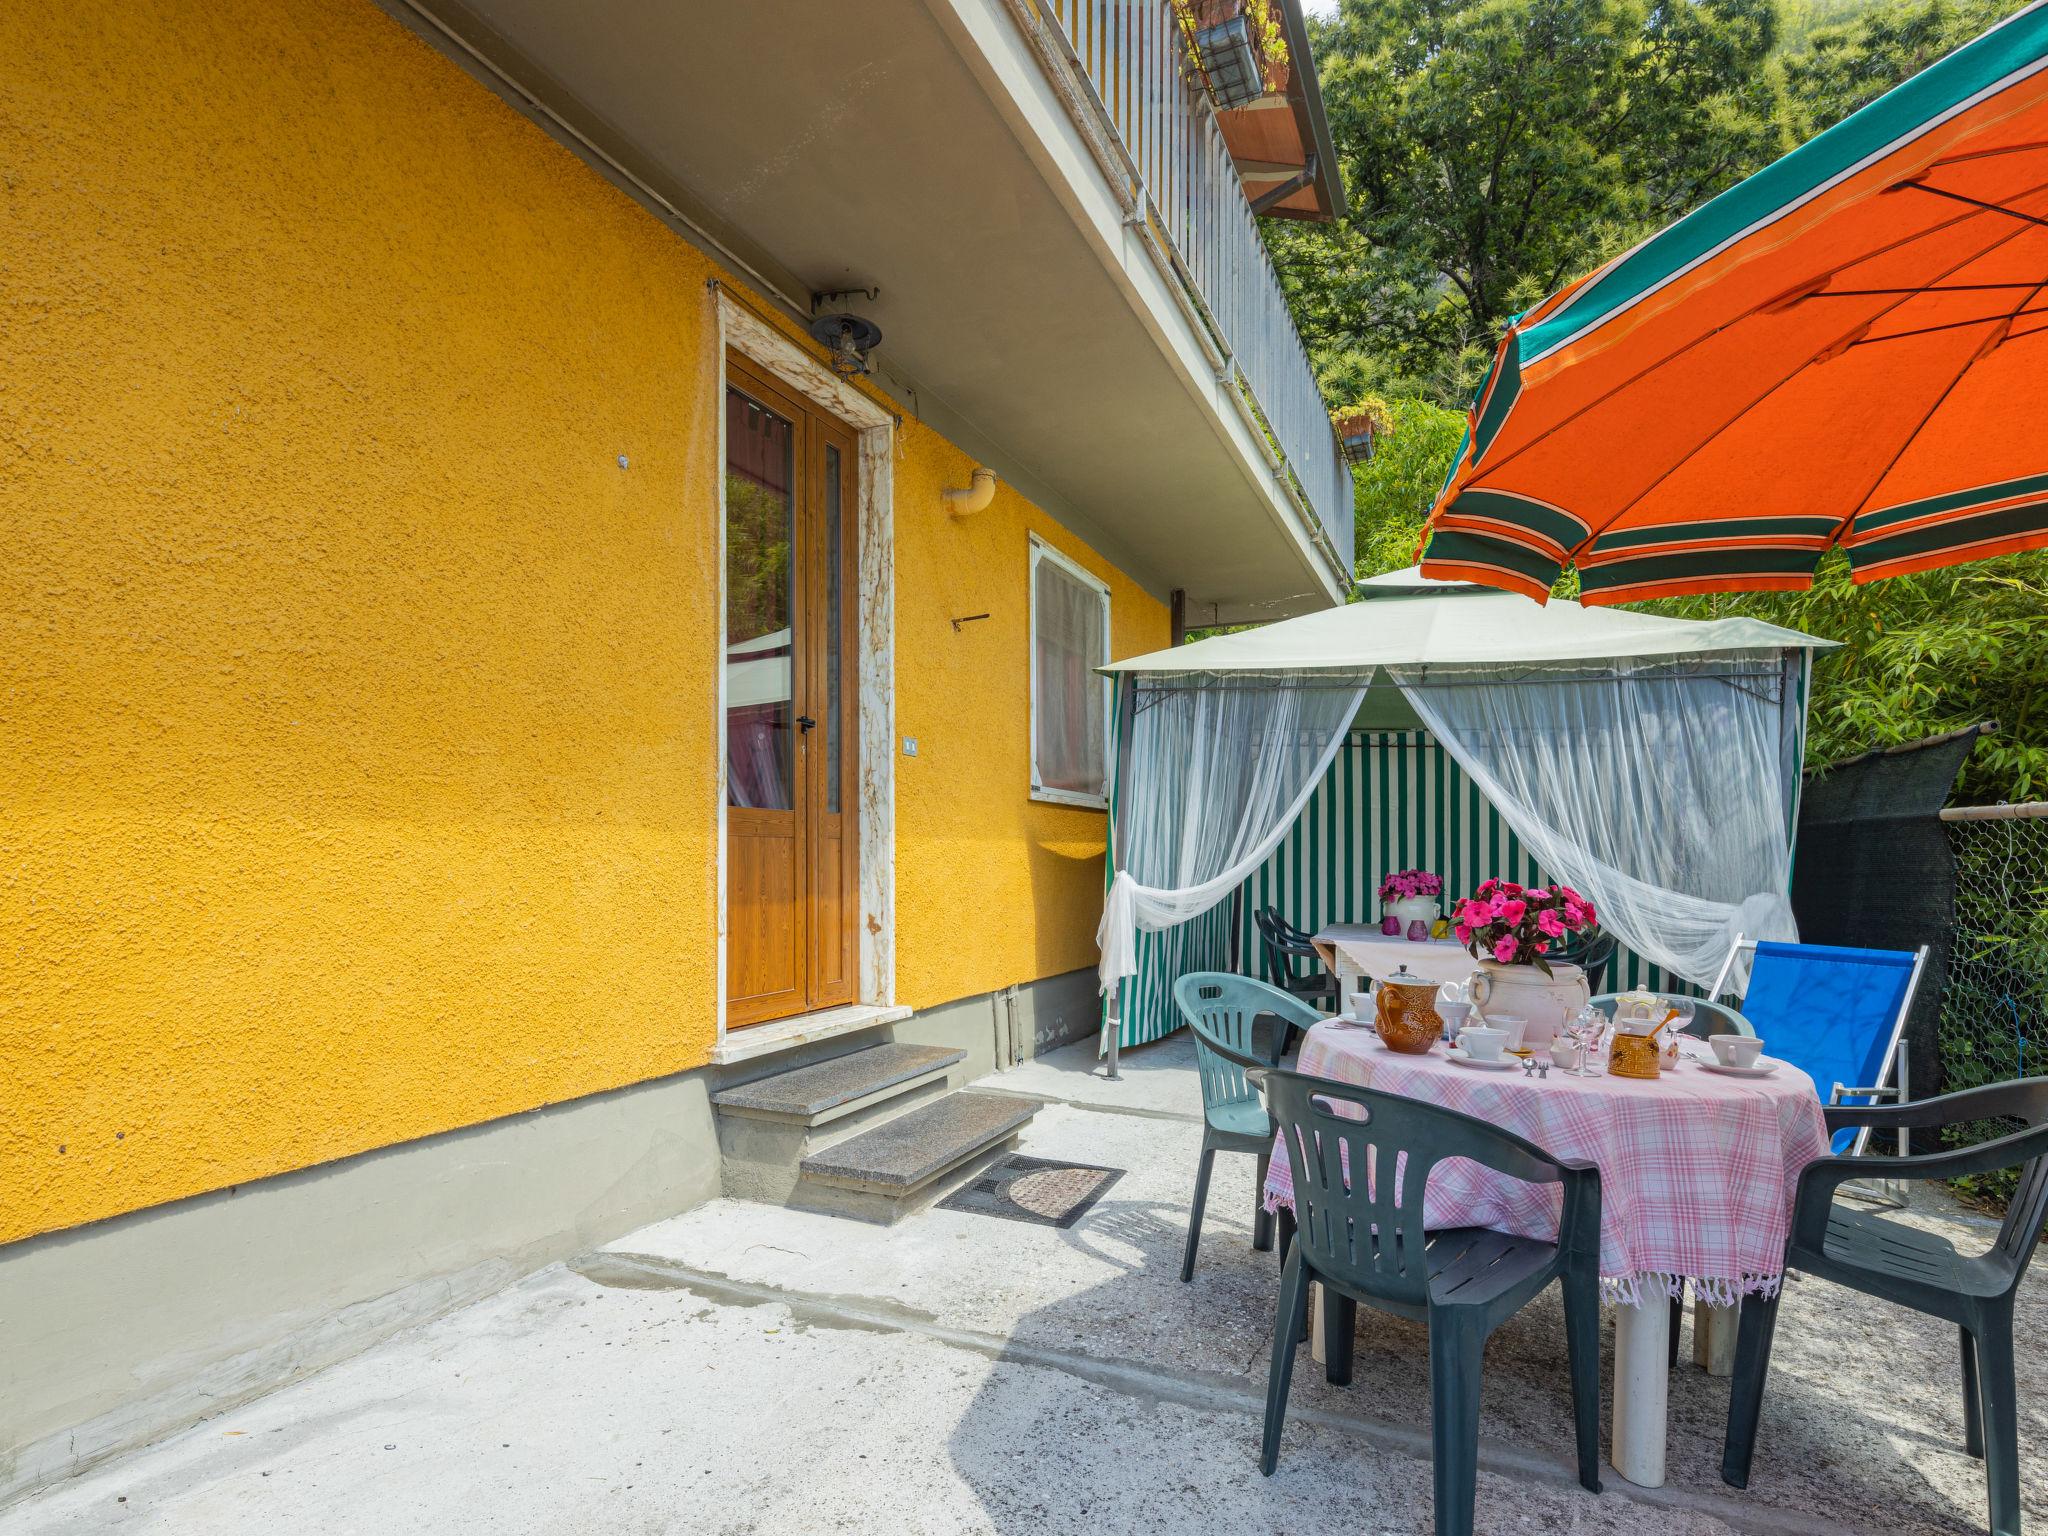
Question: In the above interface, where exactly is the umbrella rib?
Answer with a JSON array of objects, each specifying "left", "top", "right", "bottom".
[
  {"left": 1843, "top": 267, "right": 2048, "bottom": 525},
  {"left": 1848, "top": 301, "right": 2048, "bottom": 345},
  {"left": 1807, "top": 281, "right": 2048, "bottom": 295},
  {"left": 1461, "top": 174, "right": 2048, "bottom": 492},
  {"left": 1549, "top": 208, "right": 2048, "bottom": 551},
  {"left": 1926, "top": 140, "right": 2048, "bottom": 169},
  {"left": 1925, "top": 140, "right": 2048, "bottom": 166},
  {"left": 1895, "top": 180, "right": 2048, "bottom": 230}
]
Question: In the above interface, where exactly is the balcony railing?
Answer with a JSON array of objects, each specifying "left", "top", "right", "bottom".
[{"left": 1030, "top": 0, "right": 1355, "bottom": 582}]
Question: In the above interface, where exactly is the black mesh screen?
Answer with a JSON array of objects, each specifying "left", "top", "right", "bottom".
[{"left": 1791, "top": 727, "right": 1986, "bottom": 1140}]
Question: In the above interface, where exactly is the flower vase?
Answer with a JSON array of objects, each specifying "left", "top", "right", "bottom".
[
  {"left": 1387, "top": 895, "right": 1440, "bottom": 931},
  {"left": 1468, "top": 960, "right": 1589, "bottom": 1053}
]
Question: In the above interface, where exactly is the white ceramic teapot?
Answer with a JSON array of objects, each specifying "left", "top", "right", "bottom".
[{"left": 1612, "top": 990, "right": 1664, "bottom": 1029}]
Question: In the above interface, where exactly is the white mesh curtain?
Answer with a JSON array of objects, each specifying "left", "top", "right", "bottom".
[
  {"left": 1033, "top": 554, "right": 1108, "bottom": 799},
  {"left": 1098, "top": 670, "right": 1368, "bottom": 1002},
  {"left": 1389, "top": 657, "right": 1798, "bottom": 988}
]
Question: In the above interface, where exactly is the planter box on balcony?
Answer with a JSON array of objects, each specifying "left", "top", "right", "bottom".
[
  {"left": 1191, "top": 15, "right": 1264, "bottom": 109},
  {"left": 1333, "top": 410, "right": 1379, "bottom": 466}
]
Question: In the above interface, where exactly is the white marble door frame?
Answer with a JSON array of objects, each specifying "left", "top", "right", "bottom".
[{"left": 713, "top": 288, "right": 897, "bottom": 1038}]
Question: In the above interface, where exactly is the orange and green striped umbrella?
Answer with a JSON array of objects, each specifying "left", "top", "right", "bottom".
[{"left": 1419, "top": 2, "right": 2048, "bottom": 605}]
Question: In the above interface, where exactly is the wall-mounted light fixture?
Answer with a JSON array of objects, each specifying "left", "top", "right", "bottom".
[{"left": 809, "top": 288, "right": 882, "bottom": 379}]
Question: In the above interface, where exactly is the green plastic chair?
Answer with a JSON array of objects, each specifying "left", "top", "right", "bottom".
[
  {"left": 1172, "top": 972, "right": 1323, "bottom": 1283},
  {"left": 1590, "top": 991, "right": 1755, "bottom": 1038},
  {"left": 1552, "top": 928, "right": 1618, "bottom": 992},
  {"left": 1253, "top": 909, "right": 1339, "bottom": 1008},
  {"left": 1723, "top": 1078, "right": 2048, "bottom": 1536},
  {"left": 1260, "top": 1067, "right": 1604, "bottom": 1536}
]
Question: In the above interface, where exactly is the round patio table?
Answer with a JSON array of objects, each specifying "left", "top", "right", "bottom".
[{"left": 1261, "top": 1018, "right": 1831, "bottom": 1488}]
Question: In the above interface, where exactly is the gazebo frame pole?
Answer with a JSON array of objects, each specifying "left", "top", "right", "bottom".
[{"left": 1102, "top": 676, "right": 1138, "bottom": 1081}]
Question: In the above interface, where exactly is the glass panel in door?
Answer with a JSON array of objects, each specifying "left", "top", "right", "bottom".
[
  {"left": 724, "top": 380, "right": 805, "bottom": 1024},
  {"left": 807, "top": 434, "right": 857, "bottom": 1007},
  {"left": 725, "top": 391, "right": 796, "bottom": 810}
]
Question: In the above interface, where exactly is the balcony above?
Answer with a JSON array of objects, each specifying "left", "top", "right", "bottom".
[
  {"left": 397, "top": 0, "right": 1354, "bottom": 620},
  {"left": 1182, "top": 1, "right": 1347, "bottom": 221}
]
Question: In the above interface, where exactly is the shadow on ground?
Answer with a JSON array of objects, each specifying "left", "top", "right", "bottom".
[
  {"left": 932, "top": 1032, "right": 2042, "bottom": 1535},
  {"left": 4, "top": 1032, "right": 2040, "bottom": 1534}
]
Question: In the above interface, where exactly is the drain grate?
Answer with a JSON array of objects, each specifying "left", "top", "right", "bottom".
[{"left": 938, "top": 1153, "right": 1125, "bottom": 1229}]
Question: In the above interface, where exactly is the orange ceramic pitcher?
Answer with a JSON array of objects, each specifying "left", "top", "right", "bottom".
[{"left": 1373, "top": 966, "right": 1442, "bottom": 1054}]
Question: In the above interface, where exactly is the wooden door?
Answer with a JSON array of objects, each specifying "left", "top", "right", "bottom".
[{"left": 724, "top": 356, "right": 859, "bottom": 1026}]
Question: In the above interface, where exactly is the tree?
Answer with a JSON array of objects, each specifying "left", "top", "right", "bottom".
[
  {"left": 1270, "top": 0, "right": 1787, "bottom": 401},
  {"left": 1348, "top": 397, "right": 1470, "bottom": 575},
  {"left": 1278, "top": 0, "right": 2046, "bottom": 802},
  {"left": 1783, "top": 0, "right": 2015, "bottom": 132},
  {"left": 1652, "top": 556, "right": 2048, "bottom": 803},
  {"left": 1687, "top": 0, "right": 2047, "bottom": 804},
  {"left": 1777, "top": 0, "right": 1886, "bottom": 53}
]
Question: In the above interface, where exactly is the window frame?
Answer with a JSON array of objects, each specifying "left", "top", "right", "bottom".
[{"left": 1027, "top": 533, "right": 1113, "bottom": 811}]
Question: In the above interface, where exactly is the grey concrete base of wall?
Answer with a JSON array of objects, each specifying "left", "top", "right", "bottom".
[
  {"left": 0, "top": 1066, "right": 724, "bottom": 1508},
  {"left": 888, "top": 966, "right": 1099, "bottom": 1082},
  {"left": 0, "top": 968, "right": 1100, "bottom": 1507}
]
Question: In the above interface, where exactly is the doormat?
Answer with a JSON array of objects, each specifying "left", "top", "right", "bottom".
[{"left": 938, "top": 1154, "right": 1125, "bottom": 1230}]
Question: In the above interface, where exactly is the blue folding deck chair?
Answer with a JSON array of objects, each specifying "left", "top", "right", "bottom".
[{"left": 1709, "top": 937, "right": 1931, "bottom": 1157}]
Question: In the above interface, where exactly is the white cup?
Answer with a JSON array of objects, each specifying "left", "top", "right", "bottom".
[
  {"left": 1549, "top": 1039, "right": 1578, "bottom": 1071},
  {"left": 1345, "top": 990, "right": 1371, "bottom": 1021},
  {"left": 1437, "top": 1000, "right": 1473, "bottom": 1040},
  {"left": 1457, "top": 1025, "right": 1507, "bottom": 1062},
  {"left": 1485, "top": 1015, "right": 1529, "bottom": 1053},
  {"left": 1711, "top": 1034, "right": 1766, "bottom": 1068}
]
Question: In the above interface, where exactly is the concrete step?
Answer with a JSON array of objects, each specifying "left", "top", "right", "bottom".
[
  {"left": 715, "top": 1039, "right": 972, "bottom": 1206},
  {"left": 713, "top": 1042, "right": 965, "bottom": 1128},
  {"left": 796, "top": 1091, "right": 1038, "bottom": 1222}
]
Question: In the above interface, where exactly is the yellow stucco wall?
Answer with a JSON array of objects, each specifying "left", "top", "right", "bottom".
[
  {"left": 893, "top": 425, "right": 1168, "bottom": 1010},
  {"left": 0, "top": 0, "right": 1164, "bottom": 1244}
]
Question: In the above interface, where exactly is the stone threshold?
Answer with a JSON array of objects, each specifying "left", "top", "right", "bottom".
[{"left": 709, "top": 1003, "right": 912, "bottom": 1067}]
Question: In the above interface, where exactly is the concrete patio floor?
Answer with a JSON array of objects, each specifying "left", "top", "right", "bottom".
[{"left": 5, "top": 1032, "right": 2041, "bottom": 1535}]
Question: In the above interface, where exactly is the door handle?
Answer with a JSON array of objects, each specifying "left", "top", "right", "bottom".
[{"left": 796, "top": 715, "right": 817, "bottom": 733}]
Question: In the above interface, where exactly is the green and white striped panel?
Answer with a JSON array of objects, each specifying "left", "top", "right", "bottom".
[
  {"left": 1237, "top": 731, "right": 1682, "bottom": 999},
  {"left": 1105, "top": 730, "right": 1688, "bottom": 1050},
  {"left": 1110, "top": 902, "right": 1236, "bottom": 1050}
]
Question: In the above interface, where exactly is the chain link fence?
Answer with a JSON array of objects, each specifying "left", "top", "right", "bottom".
[{"left": 1935, "top": 803, "right": 2048, "bottom": 1203}]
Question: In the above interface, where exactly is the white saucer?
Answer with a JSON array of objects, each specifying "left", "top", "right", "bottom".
[
  {"left": 1699, "top": 1056, "right": 1781, "bottom": 1078},
  {"left": 1445, "top": 1047, "right": 1518, "bottom": 1071}
]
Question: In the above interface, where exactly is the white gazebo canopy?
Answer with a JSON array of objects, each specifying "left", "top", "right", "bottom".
[
  {"left": 1108, "top": 567, "right": 1834, "bottom": 675},
  {"left": 1096, "top": 570, "right": 1836, "bottom": 1054}
]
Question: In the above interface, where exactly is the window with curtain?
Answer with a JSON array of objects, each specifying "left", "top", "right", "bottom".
[{"left": 1029, "top": 537, "right": 1110, "bottom": 807}]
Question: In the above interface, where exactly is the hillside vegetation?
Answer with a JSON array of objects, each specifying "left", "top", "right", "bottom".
[{"left": 1274, "top": 0, "right": 2043, "bottom": 801}]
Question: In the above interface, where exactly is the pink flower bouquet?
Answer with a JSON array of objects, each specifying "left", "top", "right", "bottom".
[
  {"left": 1377, "top": 869, "right": 1443, "bottom": 905},
  {"left": 1451, "top": 879, "right": 1598, "bottom": 975}
]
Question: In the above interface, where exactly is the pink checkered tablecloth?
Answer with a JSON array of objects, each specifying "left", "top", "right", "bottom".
[{"left": 1261, "top": 1022, "right": 1832, "bottom": 1306}]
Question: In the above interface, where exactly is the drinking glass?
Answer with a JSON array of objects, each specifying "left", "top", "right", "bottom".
[
  {"left": 1566, "top": 1005, "right": 1606, "bottom": 1078},
  {"left": 1666, "top": 996, "right": 1696, "bottom": 1061}
]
